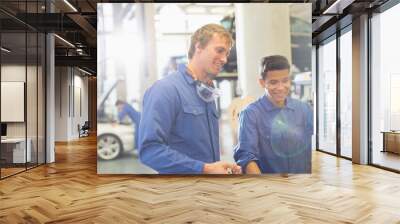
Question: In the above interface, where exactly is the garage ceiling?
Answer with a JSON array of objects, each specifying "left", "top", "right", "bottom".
[{"left": 0, "top": 0, "right": 392, "bottom": 75}]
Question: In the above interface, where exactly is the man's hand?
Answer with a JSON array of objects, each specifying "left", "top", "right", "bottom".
[
  {"left": 203, "top": 161, "right": 242, "bottom": 174},
  {"left": 231, "top": 164, "right": 242, "bottom": 174},
  {"left": 245, "top": 161, "right": 262, "bottom": 174}
]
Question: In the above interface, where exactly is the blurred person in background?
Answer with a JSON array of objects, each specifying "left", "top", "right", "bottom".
[{"left": 115, "top": 100, "right": 141, "bottom": 151}]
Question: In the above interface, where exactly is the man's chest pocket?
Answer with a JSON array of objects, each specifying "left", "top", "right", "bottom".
[
  {"left": 177, "top": 105, "right": 207, "bottom": 132},
  {"left": 183, "top": 105, "right": 205, "bottom": 116}
]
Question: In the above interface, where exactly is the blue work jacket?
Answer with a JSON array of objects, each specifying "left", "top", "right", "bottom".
[
  {"left": 139, "top": 64, "right": 220, "bottom": 174},
  {"left": 234, "top": 95, "right": 313, "bottom": 173}
]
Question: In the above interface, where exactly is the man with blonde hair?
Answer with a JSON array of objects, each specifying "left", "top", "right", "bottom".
[{"left": 139, "top": 24, "right": 241, "bottom": 174}]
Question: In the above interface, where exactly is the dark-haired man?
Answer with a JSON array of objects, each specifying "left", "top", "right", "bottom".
[{"left": 234, "top": 55, "right": 313, "bottom": 174}]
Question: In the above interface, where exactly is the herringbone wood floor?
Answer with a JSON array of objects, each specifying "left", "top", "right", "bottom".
[{"left": 1, "top": 135, "right": 400, "bottom": 223}]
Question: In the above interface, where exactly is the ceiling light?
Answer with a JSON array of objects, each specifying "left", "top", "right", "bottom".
[
  {"left": 323, "top": 0, "right": 341, "bottom": 14},
  {"left": 210, "top": 7, "right": 233, "bottom": 15},
  {"left": 186, "top": 5, "right": 206, "bottom": 14},
  {"left": 78, "top": 67, "right": 92, "bottom": 76},
  {"left": 196, "top": 3, "right": 231, "bottom": 6},
  {"left": 54, "top": 34, "right": 75, "bottom": 48},
  {"left": 322, "top": 0, "right": 354, "bottom": 15},
  {"left": 1, "top": 47, "right": 11, "bottom": 53},
  {"left": 63, "top": 0, "right": 78, "bottom": 12}
]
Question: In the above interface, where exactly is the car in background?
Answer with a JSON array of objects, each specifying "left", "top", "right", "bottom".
[
  {"left": 97, "top": 80, "right": 138, "bottom": 160},
  {"left": 97, "top": 123, "right": 136, "bottom": 160}
]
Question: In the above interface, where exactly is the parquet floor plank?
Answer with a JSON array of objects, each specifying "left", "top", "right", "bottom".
[{"left": 0, "top": 135, "right": 399, "bottom": 223}]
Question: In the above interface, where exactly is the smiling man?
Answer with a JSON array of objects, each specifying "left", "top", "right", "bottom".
[
  {"left": 139, "top": 24, "right": 241, "bottom": 174},
  {"left": 234, "top": 55, "right": 313, "bottom": 174}
]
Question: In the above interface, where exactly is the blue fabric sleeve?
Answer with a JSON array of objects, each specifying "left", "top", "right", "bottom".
[
  {"left": 118, "top": 105, "right": 128, "bottom": 122},
  {"left": 305, "top": 104, "right": 314, "bottom": 136},
  {"left": 233, "top": 108, "right": 260, "bottom": 173},
  {"left": 304, "top": 103, "right": 313, "bottom": 172},
  {"left": 138, "top": 81, "right": 205, "bottom": 174},
  {"left": 127, "top": 105, "right": 141, "bottom": 124}
]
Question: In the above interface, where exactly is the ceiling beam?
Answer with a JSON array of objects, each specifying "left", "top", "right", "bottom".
[
  {"left": 66, "top": 13, "right": 97, "bottom": 47},
  {"left": 55, "top": 55, "right": 96, "bottom": 71}
]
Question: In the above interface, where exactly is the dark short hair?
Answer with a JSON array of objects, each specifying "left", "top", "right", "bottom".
[
  {"left": 115, "top": 100, "right": 125, "bottom": 106},
  {"left": 188, "top": 24, "right": 233, "bottom": 60},
  {"left": 260, "top": 55, "right": 290, "bottom": 80}
]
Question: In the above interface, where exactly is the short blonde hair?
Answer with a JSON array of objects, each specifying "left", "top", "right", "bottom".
[{"left": 188, "top": 24, "right": 233, "bottom": 60}]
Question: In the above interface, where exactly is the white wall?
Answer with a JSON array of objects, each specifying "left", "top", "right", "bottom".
[
  {"left": 235, "top": 4, "right": 292, "bottom": 98},
  {"left": 55, "top": 67, "right": 89, "bottom": 141},
  {"left": 55, "top": 66, "right": 68, "bottom": 141},
  {"left": 72, "top": 73, "right": 89, "bottom": 138},
  {"left": 1, "top": 64, "right": 46, "bottom": 163},
  {"left": 1, "top": 65, "right": 30, "bottom": 138}
]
